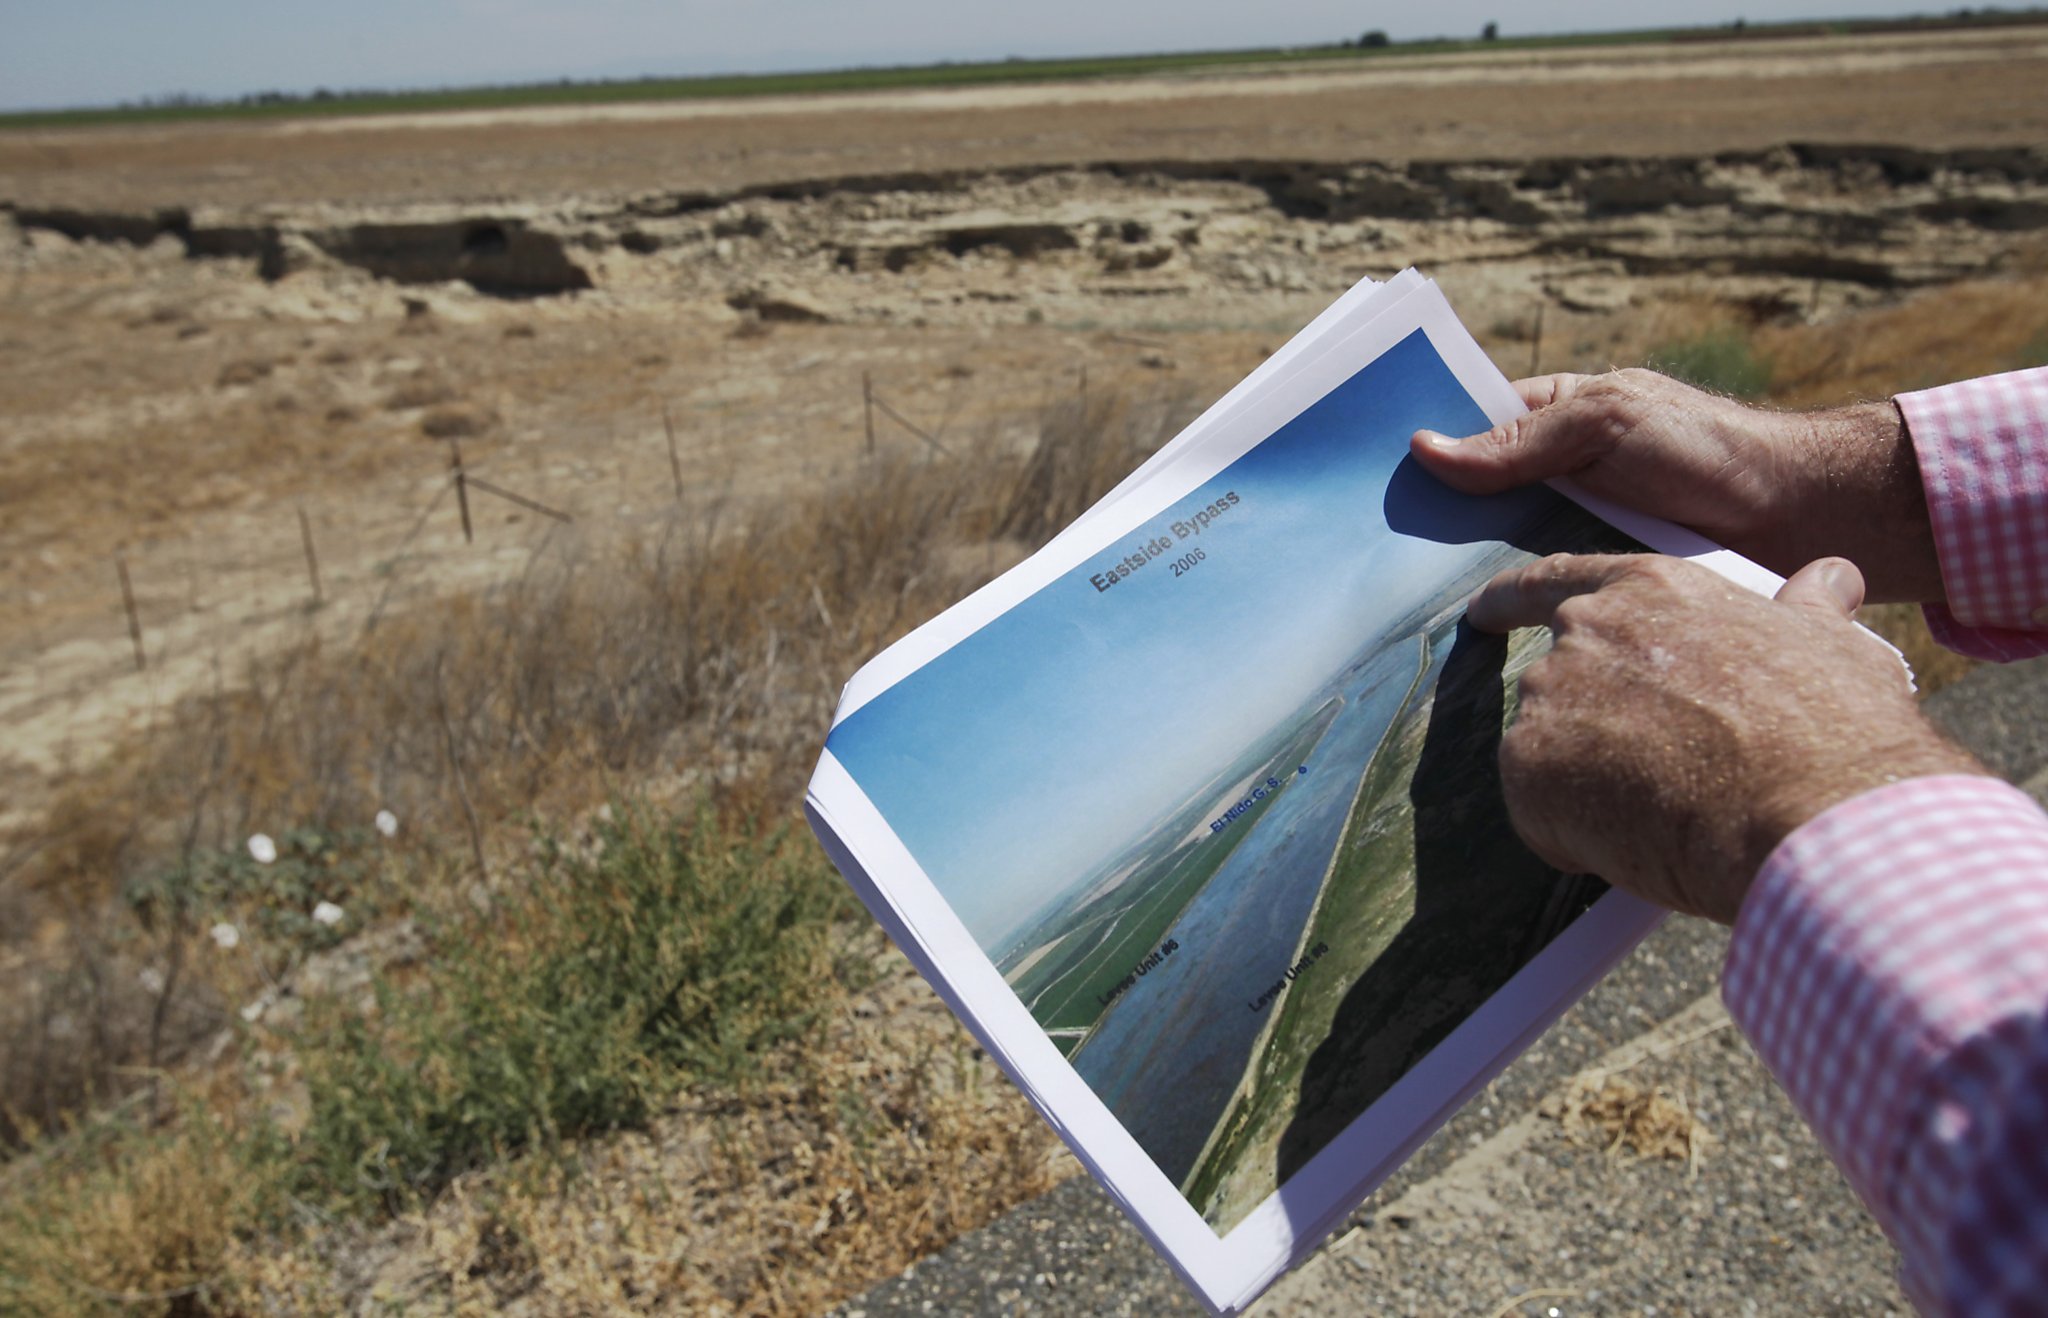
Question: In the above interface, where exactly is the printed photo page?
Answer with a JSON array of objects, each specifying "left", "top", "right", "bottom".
[{"left": 807, "top": 279, "right": 1782, "bottom": 1313}]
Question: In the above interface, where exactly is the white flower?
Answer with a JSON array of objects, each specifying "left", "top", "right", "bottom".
[
  {"left": 210, "top": 922, "right": 240, "bottom": 950},
  {"left": 137, "top": 966, "right": 166, "bottom": 994},
  {"left": 240, "top": 998, "right": 267, "bottom": 1024},
  {"left": 374, "top": 809, "right": 398, "bottom": 838},
  {"left": 247, "top": 833, "right": 277, "bottom": 864},
  {"left": 312, "top": 901, "right": 345, "bottom": 927}
]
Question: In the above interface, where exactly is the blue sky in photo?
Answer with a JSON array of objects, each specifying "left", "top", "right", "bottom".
[
  {"left": 827, "top": 328, "right": 1560, "bottom": 947},
  {"left": 2, "top": 2, "right": 1965, "bottom": 112}
]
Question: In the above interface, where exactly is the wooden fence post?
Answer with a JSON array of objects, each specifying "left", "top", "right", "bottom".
[
  {"left": 862, "top": 371, "right": 876, "bottom": 457},
  {"left": 662, "top": 405, "right": 686, "bottom": 505},
  {"left": 116, "top": 553, "right": 146, "bottom": 672},
  {"left": 449, "top": 440, "right": 474, "bottom": 544},
  {"left": 297, "top": 505, "right": 323, "bottom": 605}
]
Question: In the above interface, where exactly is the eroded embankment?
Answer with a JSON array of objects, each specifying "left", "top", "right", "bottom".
[{"left": 7, "top": 144, "right": 2047, "bottom": 314}]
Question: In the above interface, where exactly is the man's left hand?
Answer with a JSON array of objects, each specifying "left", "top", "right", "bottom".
[{"left": 1468, "top": 553, "right": 1987, "bottom": 923}]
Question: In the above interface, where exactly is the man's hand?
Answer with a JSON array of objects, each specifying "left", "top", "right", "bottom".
[
  {"left": 1412, "top": 369, "right": 1945, "bottom": 604},
  {"left": 1470, "top": 552, "right": 1985, "bottom": 923}
]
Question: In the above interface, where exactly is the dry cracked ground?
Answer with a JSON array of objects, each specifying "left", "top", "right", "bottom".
[{"left": 5, "top": 23, "right": 2048, "bottom": 1313}]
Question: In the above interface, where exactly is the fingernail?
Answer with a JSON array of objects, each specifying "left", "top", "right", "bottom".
[
  {"left": 1821, "top": 559, "right": 1864, "bottom": 607},
  {"left": 1418, "top": 430, "right": 1460, "bottom": 448}
]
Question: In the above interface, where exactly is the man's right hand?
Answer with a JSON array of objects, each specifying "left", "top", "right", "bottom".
[{"left": 1410, "top": 369, "right": 1946, "bottom": 604}]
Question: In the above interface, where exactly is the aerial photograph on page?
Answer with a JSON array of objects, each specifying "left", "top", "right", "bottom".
[{"left": 826, "top": 327, "right": 1639, "bottom": 1228}]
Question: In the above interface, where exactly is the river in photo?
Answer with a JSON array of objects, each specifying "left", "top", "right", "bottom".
[{"left": 1070, "top": 629, "right": 1454, "bottom": 1184}]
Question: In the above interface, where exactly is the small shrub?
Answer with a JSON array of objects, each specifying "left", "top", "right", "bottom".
[
  {"left": 1649, "top": 327, "right": 1774, "bottom": 398},
  {"left": 419, "top": 402, "right": 493, "bottom": 438},
  {"left": 215, "top": 358, "right": 273, "bottom": 388},
  {"left": 294, "top": 805, "right": 859, "bottom": 1212},
  {"left": 379, "top": 377, "right": 456, "bottom": 411},
  {"left": 0, "top": 1100, "right": 289, "bottom": 1317},
  {"left": 123, "top": 824, "right": 374, "bottom": 959}
]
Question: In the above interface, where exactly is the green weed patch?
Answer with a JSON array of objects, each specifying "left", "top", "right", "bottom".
[{"left": 295, "top": 805, "right": 859, "bottom": 1213}]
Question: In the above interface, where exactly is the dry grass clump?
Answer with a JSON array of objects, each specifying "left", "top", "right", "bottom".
[
  {"left": 279, "top": 954, "right": 1066, "bottom": 1315},
  {"left": 214, "top": 358, "right": 275, "bottom": 388},
  {"left": 0, "top": 1093, "right": 288, "bottom": 1317},
  {"left": 418, "top": 401, "right": 495, "bottom": 438},
  {"left": 1615, "top": 270, "right": 2048, "bottom": 411},
  {"left": 1757, "top": 269, "right": 2048, "bottom": 409},
  {"left": 1543, "top": 1074, "right": 1713, "bottom": 1166},
  {"left": 380, "top": 376, "right": 457, "bottom": 411},
  {"left": 0, "top": 933, "right": 226, "bottom": 1152}
]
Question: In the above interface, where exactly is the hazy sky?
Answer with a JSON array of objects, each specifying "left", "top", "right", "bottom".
[{"left": 1, "top": 2, "right": 1960, "bottom": 112}]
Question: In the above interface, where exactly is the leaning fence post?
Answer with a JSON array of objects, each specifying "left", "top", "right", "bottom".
[
  {"left": 297, "top": 505, "right": 324, "bottom": 605},
  {"left": 116, "top": 553, "right": 146, "bottom": 672},
  {"left": 862, "top": 371, "right": 876, "bottom": 457},
  {"left": 449, "top": 440, "right": 474, "bottom": 544},
  {"left": 662, "top": 405, "right": 686, "bottom": 506}
]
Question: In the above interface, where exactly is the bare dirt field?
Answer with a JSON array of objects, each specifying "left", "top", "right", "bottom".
[{"left": 6, "top": 27, "right": 2048, "bottom": 210}]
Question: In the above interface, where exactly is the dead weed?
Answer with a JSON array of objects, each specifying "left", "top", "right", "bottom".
[{"left": 1542, "top": 1075, "right": 1714, "bottom": 1167}]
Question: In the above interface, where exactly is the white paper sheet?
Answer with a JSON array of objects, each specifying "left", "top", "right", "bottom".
[{"left": 806, "top": 278, "right": 1808, "bottom": 1311}]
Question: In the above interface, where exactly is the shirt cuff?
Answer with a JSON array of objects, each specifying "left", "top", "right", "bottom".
[
  {"left": 1921, "top": 603, "right": 2048, "bottom": 663},
  {"left": 1898, "top": 367, "right": 2048, "bottom": 636},
  {"left": 1722, "top": 774, "right": 2048, "bottom": 1301}
]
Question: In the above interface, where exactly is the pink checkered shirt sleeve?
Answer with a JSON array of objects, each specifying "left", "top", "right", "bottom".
[
  {"left": 1896, "top": 366, "right": 2048, "bottom": 661},
  {"left": 1723, "top": 775, "right": 2048, "bottom": 1313}
]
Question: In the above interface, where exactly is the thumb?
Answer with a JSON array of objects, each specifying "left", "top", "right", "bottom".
[
  {"left": 1774, "top": 557, "right": 1865, "bottom": 619},
  {"left": 1409, "top": 374, "right": 1606, "bottom": 496}
]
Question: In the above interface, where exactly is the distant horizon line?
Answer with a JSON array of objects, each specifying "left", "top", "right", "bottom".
[{"left": 7, "top": 7, "right": 2045, "bottom": 121}]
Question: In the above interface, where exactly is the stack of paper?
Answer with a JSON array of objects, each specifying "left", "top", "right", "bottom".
[{"left": 806, "top": 273, "right": 1780, "bottom": 1313}]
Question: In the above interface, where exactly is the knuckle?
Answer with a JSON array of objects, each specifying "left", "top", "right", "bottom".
[
  {"left": 1581, "top": 372, "right": 1652, "bottom": 444},
  {"left": 1623, "top": 553, "right": 1685, "bottom": 589},
  {"left": 1550, "top": 594, "right": 1600, "bottom": 631}
]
